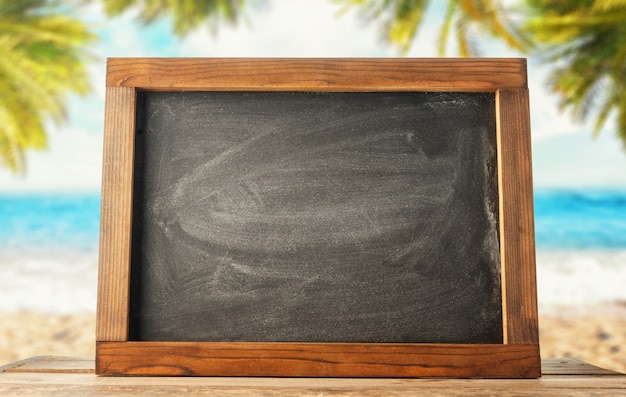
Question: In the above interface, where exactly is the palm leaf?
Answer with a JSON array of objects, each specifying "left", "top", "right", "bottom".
[
  {"left": 337, "top": 0, "right": 531, "bottom": 56},
  {"left": 526, "top": 0, "right": 626, "bottom": 145},
  {"left": 0, "top": 0, "right": 94, "bottom": 173},
  {"left": 437, "top": 0, "right": 458, "bottom": 56},
  {"left": 97, "top": 0, "right": 249, "bottom": 35}
]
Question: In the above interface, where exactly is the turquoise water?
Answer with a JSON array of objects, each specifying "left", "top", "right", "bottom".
[
  {"left": 0, "top": 189, "right": 625, "bottom": 252},
  {"left": 534, "top": 190, "right": 626, "bottom": 249},
  {"left": 0, "top": 194, "right": 100, "bottom": 252},
  {"left": 1, "top": 189, "right": 625, "bottom": 311}
]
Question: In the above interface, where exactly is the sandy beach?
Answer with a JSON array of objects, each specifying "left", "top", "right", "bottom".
[
  {"left": 2, "top": 191, "right": 626, "bottom": 374},
  {"left": 1, "top": 303, "right": 625, "bottom": 374},
  {"left": 538, "top": 302, "right": 626, "bottom": 373},
  {"left": 0, "top": 312, "right": 95, "bottom": 366}
]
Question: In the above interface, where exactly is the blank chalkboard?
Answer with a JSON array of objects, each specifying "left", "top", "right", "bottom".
[
  {"left": 128, "top": 90, "right": 502, "bottom": 343},
  {"left": 97, "top": 58, "right": 540, "bottom": 378}
]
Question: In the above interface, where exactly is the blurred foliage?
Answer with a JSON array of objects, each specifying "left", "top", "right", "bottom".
[
  {"left": 335, "top": 0, "right": 532, "bottom": 56},
  {"left": 526, "top": 0, "right": 626, "bottom": 145},
  {"left": 0, "top": 0, "right": 95, "bottom": 173},
  {"left": 338, "top": 0, "right": 626, "bottom": 145},
  {"left": 0, "top": 0, "right": 248, "bottom": 174},
  {"left": 96, "top": 0, "right": 250, "bottom": 35},
  {"left": 1, "top": 0, "right": 626, "bottom": 173}
]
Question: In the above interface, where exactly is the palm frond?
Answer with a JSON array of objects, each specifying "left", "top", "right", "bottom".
[
  {"left": 437, "top": 0, "right": 458, "bottom": 56},
  {"left": 0, "top": 0, "right": 94, "bottom": 173},
  {"left": 593, "top": 88, "right": 619, "bottom": 138},
  {"left": 526, "top": 0, "right": 626, "bottom": 146},
  {"left": 98, "top": 0, "right": 249, "bottom": 35}
]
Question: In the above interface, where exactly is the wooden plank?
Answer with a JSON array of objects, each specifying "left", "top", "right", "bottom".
[
  {"left": 0, "top": 356, "right": 43, "bottom": 373},
  {"left": 542, "top": 358, "right": 624, "bottom": 376},
  {"left": 3, "top": 357, "right": 94, "bottom": 374},
  {"left": 3, "top": 379, "right": 626, "bottom": 397},
  {"left": 9, "top": 357, "right": 617, "bottom": 376},
  {"left": 96, "top": 342, "right": 540, "bottom": 378},
  {"left": 96, "top": 86, "right": 136, "bottom": 342},
  {"left": 1, "top": 357, "right": 625, "bottom": 397},
  {"left": 106, "top": 58, "right": 528, "bottom": 91},
  {"left": 496, "top": 88, "right": 539, "bottom": 346}
]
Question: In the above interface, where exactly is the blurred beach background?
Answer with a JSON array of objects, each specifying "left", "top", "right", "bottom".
[{"left": 1, "top": 0, "right": 625, "bottom": 372}]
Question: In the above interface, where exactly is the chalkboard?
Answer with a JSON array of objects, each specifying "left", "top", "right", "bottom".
[
  {"left": 129, "top": 91, "right": 502, "bottom": 344},
  {"left": 96, "top": 58, "right": 540, "bottom": 378}
]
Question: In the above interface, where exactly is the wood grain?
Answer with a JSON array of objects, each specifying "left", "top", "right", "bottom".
[
  {"left": 97, "top": 87, "right": 136, "bottom": 342},
  {"left": 96, "top": 342, "right": 540, "bottom": 378},
  {"left": 97, "top": 58, "right": 540, "bottom": 378},
  {"left": 6, "top": 357, "right": 617, "bottom": 376},
  {"left": 106, "top": 58, "right": 527, "bottom": 91},
  {"left": 1, "top": 356, "right": 94, "bottom": 374},
  {"left": 3, "top": 357, "right": 625, "bottom": 396},
  {"left": 496, "top": 88, "right": 539, "bottom": 346}
]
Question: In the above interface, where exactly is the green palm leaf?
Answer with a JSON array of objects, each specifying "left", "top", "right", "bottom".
[
  {"left": 526, "top": 0, "right": 626, "bottom": 145},
  {"left": 335, "top": 0, "right": 531, "bottom": 56},
  {"left": 97, "top": 0, "right": 249, "bottom": 35},
  {"left": 0, "top": 0, "right": 95, "bottom": 173}
]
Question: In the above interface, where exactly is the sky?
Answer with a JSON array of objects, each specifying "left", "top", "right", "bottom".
[{"left": 1, "top": 0, "right": 626, "bottom": 192}]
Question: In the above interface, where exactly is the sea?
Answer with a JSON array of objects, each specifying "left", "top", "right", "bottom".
[{"left": 0, "top": 189, "right": 625, "bottom": 313}]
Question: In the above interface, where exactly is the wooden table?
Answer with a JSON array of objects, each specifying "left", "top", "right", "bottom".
[{"left": 1, "top": 356, "right": 624, "bottom": 396}]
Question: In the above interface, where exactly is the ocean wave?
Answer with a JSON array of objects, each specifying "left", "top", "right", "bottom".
[
  {"left": 0, "top": 248, "right": 624, "bottom": 314},
  {"left": 0, "top": 251, "right": 98, "bottom": 314},
  {"left": 0, "top": 194, "right": 100, "bottom": 253},
  {"left": 536, "top": 249, "right": 626, "bottom": 308},
  {"left": 1, "top": 190, "right": 625, "bottom": 313},
  {"left": 534, "top": 189, "right": 626, "bottom": 249}
]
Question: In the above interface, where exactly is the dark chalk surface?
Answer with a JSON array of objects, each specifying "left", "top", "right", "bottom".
[{"left": 129, "top": 91, "right": 502, "bottom": 343}]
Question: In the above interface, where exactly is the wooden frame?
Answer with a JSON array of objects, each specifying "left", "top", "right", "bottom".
[{"left": 97, "top": 58, "right": 540, "bottom": 378}]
